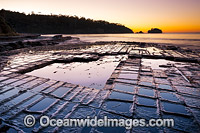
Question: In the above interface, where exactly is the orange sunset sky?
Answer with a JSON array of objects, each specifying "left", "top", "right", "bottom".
[{"left": 1, "top": 0, "right": 200, "bottom": 33}]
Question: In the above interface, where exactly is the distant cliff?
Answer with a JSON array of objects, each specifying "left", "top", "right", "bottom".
[
  {"left": 148, "top": 28, "right": 162, "bottom": 33},
  {"left": 0, "top": 9, "right": 133, "bottom": 34}
]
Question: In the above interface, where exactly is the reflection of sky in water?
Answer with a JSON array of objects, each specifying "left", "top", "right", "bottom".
[
  {"left": 142, "top": 59, "right": 175, "bottom": 70},
  {"left": 27, "top": 56, "right": 127, "bottom": 89},
  {"left": 41, "top": 33, "right": 200, "bottom": 49},
  {"left": 66, "top": 33, "right": 200, "bottom": 49}
]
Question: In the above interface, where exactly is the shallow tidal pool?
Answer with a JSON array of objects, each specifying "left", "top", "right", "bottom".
[{"left": 27, "top": 55, "right": 127, "bottom": 89}]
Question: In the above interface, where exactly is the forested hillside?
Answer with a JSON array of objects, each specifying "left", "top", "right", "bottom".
[{"left": 0, "top": 9, "right": 133, "bottom": 34}]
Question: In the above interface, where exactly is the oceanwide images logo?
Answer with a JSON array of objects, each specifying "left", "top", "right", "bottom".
[{"left": 24, "top": 115, "right": 174, "bottom": 129}]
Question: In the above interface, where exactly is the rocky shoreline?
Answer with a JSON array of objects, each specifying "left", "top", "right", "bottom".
[
  {"left": 0, "top": 37, "right": 200, "bottom": 132},
  {"left": 0, "top": 35, "right": 200, "bottom": 73},
  {"left": 0, "top": 34, "right": 74, "bottom": 53}
]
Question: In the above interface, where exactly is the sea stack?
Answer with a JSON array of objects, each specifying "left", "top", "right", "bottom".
[
  {"left": 148, "top": 28, "right": 162, "bottom": 33},
  {"left": 136, "top": 31, "right": 143, "bottom": 34}
]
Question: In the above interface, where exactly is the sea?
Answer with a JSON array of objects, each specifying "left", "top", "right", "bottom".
[{"left": 65, "top": 33, "right": 200, "bottom": 49}]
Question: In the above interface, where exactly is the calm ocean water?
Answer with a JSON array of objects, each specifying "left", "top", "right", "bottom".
[{"left": 67, "top": 33, "right": 200, "bottom": 49}]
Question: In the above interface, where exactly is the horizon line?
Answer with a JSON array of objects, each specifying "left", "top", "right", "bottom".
[{"left": 1, "top": 8, "right": 200, "bottom": 34}]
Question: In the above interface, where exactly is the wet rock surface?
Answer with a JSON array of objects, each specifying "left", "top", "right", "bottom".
[
  {"left": 0, "top": 34, "right": 73, "bottom": 52},
  {"left": 0, "top": 41, "right": 200, "bottom": 132}
]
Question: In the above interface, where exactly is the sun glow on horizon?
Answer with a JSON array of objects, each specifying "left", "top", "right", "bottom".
[{"left": 1, "top": 0, "right": 200, "bottom": 33}]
